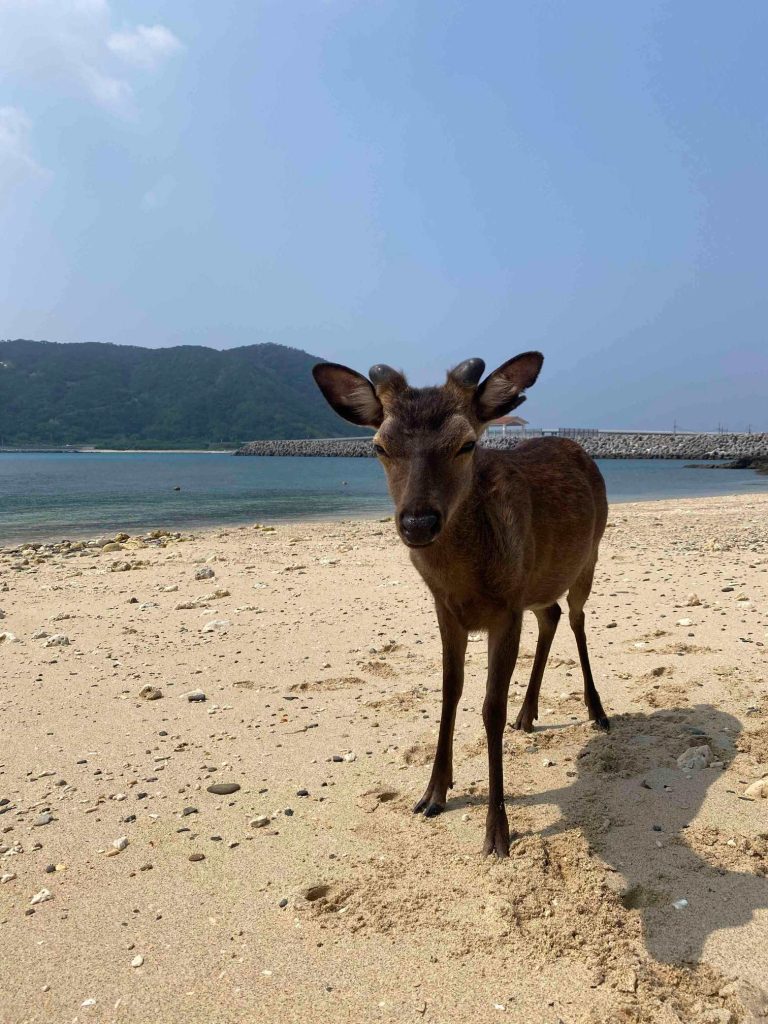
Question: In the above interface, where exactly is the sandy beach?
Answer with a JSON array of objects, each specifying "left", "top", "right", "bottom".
[{"left": 1, "top": 493, "right": 767, "bottom": 1024}]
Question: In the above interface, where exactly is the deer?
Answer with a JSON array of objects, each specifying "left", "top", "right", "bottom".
[{"left": 312, "top": 352, "right": 608, "bottom": 857}]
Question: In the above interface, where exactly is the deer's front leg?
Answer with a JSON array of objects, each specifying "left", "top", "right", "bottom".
[
  {"left": 414, "top": 602, "right": 467, "bottom": 818},
  {"left": 482, "top": 613, "right": 522, "bottom": 857}
]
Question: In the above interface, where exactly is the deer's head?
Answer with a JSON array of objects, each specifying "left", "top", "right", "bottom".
[{"left": 313, "top": 352, "right": 543, "bottom": 548}]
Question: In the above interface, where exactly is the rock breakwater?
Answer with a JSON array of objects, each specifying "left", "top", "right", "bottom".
[{"left": 235, "top": 432, "right": 768, "bottom": 460}]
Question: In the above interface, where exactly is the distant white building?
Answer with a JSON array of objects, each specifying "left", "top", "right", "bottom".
[{"left": 486, "top": 415, "right": 528, "bottom": 436}]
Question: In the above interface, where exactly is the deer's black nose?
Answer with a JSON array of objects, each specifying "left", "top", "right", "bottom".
[{"left": 399, "top": 510, "right": 442, "bottom": 546}]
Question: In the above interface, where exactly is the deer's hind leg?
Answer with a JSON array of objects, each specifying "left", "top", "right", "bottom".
[
  {"left": 567, "top": 562, "right": 609, "bottom": 731},
  {"left": 512, "top": 603, "right": 561, "bottom": 733}
]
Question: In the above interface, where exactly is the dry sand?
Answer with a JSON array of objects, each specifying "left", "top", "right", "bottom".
[{"left": 1, "top": 493, "right": 767, "bottom": 1024}]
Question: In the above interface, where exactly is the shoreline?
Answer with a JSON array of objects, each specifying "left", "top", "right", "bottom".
[{"left": 3, "top": 489, "right": 768, "bottom": 552}]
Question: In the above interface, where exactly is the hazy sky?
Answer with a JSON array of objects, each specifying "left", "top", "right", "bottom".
[{"left": 1, "top": 1, "right": 766, "bottom": 430}]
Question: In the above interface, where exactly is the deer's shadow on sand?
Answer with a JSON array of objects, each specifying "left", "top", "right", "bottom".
[{"left": 512, "top": 705, "right": 768, "bottom": 970}]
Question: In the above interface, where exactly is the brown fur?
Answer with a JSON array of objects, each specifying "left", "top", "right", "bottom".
[{"left": 313, "top": 353, "right": 609, "bottom": 857}]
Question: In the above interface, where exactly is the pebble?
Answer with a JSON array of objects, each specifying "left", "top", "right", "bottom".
[
  {"left": 206, "top": 782, "right": 240, "bottom": 795},
  {"left": 112, "top": 836, "right": 129, "bottom": 851},
  {"left": 676, "top": 745, "right": 712, "bottom": 771},
  {"left": 44, "top": 634, "right": 70, "bottom": 647},
  {"left": 30, "top": 888, "right": 53, "bottom": 905},
  {"left": 33, "top": 812, "right": 54, "bottom": 827},
  {"left": 0, "top": 631, "right": 19, "bottom": 643},
  {"left": 672, "top": 898, "right": 689, "bottom": 910},
  {"left": 139, "top": 685, "right": 163, "bottom": 701},
  {"left": 202, "top": 619, "right": 230, "bottom": 633},
  {"left": 182, "top": 806, "right": 198, "bottom": 816},
  {"left": 250, "top": 815, "right": 270, "bottom": 828},
  {"left": 685, "top": 593, "right": 701, "bottom": 606},
  {"left": 189, "top": 853, "right": 205, "bottom": 862},
  {"left": 185, "top": 690, "right": 206, "bottom": 702},
  {"left": 676, "top": 618, "right": 693, "bottom": 627},
  {"left": 131, "top": 955, "right": 144, "bottom": 968},
  {"left": 195, "top": 567, "right": 215, "bottom": 580},
  {"left": 744, "top": 778, "right": 768, "bottom": 799}
]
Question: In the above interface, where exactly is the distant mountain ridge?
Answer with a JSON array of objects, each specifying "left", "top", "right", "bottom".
[{"left": 0, "top": 339, "right": 367, "bottom": 447}]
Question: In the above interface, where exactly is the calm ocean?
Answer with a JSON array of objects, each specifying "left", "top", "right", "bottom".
[{"left": 1, "top": 452, "right": 767, "bottom": 544}]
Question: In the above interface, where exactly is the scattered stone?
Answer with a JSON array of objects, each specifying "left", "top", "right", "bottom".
[
  {"left": 44, "top": 633, "right": 70, "bottom": 647},
  {"left": 30, "top": 888, "right": 53, "bottom": 906},
  {"left": 685, "top": 593, "right": 701, "bottom": 606},
  {"left": 672, "top": 898, "right": 689, "bottom": 910},
  {"left": 181, "top": 806, "right": 198, "bottom": 816},
  {"left": 131, "top": 955, "right": 144, "bottom": 968},
  {"left": 0, "top": 631, "right": 19, "bottom": 644},
  {"left": 189, "top": 853, "right": 205, "bottom": 862},
  {"left": 195, "top": 567, "right": 215, "bottom": 580},
  {"left": 33, "top": 812, "right": 54, "bottom": 827},
  {"left": 207, "top": 782, "right": 240, "bottom": 796},
  {"left": 202, "top": 619, "right": 230, "bottom": 633},
  {"left": 677, "top": 745, "right": 712, "bottom": 771},
  {"left": 744, "top": 778, "right": 768, "bottom": 799},
  {"left": 676, "top": 618, "right": 693, "bottom": 627},
  {"left": 139, "top": 685, "right": 163, "bottom": 701},
  {"left": 112, "top": 836, "right": 129, "bottom": 852},
  {"left": 250, "top": 815, "right": 270, "bottom": 828},
  {"left": 185, "top": 690, "right": 206, "bottom": 702},
  {"left": 278, "top": 898, "right": 288, "bottom": 908},
  {"left": 31, "top": 629, "right": 50, "bottom": 640}
]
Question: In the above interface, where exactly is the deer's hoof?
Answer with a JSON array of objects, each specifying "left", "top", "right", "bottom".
[
  {"left": 482, "top": 816, "right": 511, "bottom": 858},
  {"left": 512, "top": 708, "right": 536, "bottom": 732},
  {"left": 413, "top": 793, "right": 445, "bottom": 817}
]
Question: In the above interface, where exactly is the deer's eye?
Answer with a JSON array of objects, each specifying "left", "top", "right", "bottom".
[
  {"left": 373, "top": 443, "right": 388, "bottom": 457},
  {"left": 457, "top": 440, "right": 476, "bottom": 456}
]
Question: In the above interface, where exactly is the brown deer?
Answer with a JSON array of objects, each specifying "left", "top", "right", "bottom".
[{"left": 313, "top": 353, "right": 608, "bottom": 857}]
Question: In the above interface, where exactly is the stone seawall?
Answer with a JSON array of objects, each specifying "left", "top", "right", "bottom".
[{"left": 234, "top": 432, "right": 768, "bottom": 460}]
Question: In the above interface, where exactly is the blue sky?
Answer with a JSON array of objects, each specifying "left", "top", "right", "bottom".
[{"left": 1, "top": 1, "right": 766, "bottom": 430}]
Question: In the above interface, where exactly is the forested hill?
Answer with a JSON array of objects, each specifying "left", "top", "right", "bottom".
[{"left": 0, "top": 339, "right": 367, "bottom": 447}]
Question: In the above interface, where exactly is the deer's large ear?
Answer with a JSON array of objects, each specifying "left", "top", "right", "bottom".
[
  {"left": 474, "top": 351, "right": 544, "bottom": 423},
  {"left": 312, "top": 363, "right": 384, "bottom": 428}
]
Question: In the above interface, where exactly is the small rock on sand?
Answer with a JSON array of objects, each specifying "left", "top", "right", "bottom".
[
  {"left": 250, "top": 815, "right": 270, "bottom": 828},
  {"left": 195, "top": 567, "right": 215, "bottom": 580},
  {"left": 677, "top": 745, "right": 712, "bottom": 771},
  {"left": 30, "top": 888, "right": 53, "bottom": 905},
  {"left": 185, "top": 689, "right": 206, "bottom": 702},
  {"left": 44, "top": 634, "right": 70, "bottom": 647},
  {"left": 207, "top": 782, "right": 240, "bottom": 796},
  {"left": 139, "top": 685, "right": 163, "bottom": 700},
  {"left": 744, "top": 778, "right": 768, "bottom": 799}
]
